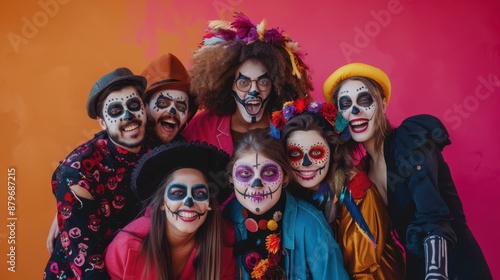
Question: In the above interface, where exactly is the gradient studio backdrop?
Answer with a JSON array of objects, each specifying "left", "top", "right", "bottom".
[{"left": 1, "top": 0, "right": 499, "bottom": 279}]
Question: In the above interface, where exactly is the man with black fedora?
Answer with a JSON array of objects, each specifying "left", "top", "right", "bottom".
[
  {"left": 141, "top": 53, "right": 198, "bottom": 146},
  {"left": 44, "top": 67, "right": 151, "bottom": 280}
]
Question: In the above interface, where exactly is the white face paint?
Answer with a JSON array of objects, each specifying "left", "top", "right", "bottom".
[
  {"left": 146, "top": 89, "right": 190, "bottom": 144},
  {"left": 163, "top": 168, "right": 210, "bottom": 235},
  {"left": 337, "top": 80, "right": 377, "bottom": 143},
  {"left": 232, "top": 60, "right": 272, "bottom": 124},
  {"left": 286, "top": 130, "right": 330, "bottom": 191},
  {"left": 100, "top": 86, "right": 147, "bottom": 150},
  {"left": 232, "top": 152, "right": 283, "bottom": 215}
]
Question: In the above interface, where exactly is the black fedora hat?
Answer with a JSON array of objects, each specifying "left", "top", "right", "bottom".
[
  {"left": 131, "top": 140, "right": 230, "bottom": 202},
  {"left": 86, "top": 67, "right": 147, "bottom": 119}
]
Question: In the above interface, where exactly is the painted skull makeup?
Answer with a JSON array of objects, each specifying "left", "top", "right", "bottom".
[
  {"left": 147, "top": 90, "right": 190, "bottom": 144},
  {"left": 232, "top": 60, "right": 273, "bottom": 124},
  {"left": 232, "top": 152, "right": 283, "bottom": 215},
  {"left": 100, "top": 86, "right": 147, "bottom": 150},
  {"left": 285, "top": 130, "right": 330, "bottom": 190},
  {"left": 163, "top": 168, "right": 210, "bottom": 235},
  {"left": 337, "top": 80, "right": 377, "bottom": 143}
]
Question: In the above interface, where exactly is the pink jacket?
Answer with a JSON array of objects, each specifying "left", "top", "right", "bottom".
[
  {"left": 182, "top": 110, "right": 234, "bottom": 155},
  {"left": 104, "top": 208, "right": 237, "bottom": 280}
]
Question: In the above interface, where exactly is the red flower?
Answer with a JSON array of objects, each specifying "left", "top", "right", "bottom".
[
  {"left": 294, "top": 98, "right": 307, "bottom": 114},
  {"left": 320, "top": 103, "right": 338, "bottom": 122},
  {"left": 271, "top": 110, "right": 286, "bottom": 130}
]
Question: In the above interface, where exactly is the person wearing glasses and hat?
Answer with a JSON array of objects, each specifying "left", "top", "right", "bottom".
[
  {"left": 105, "top": 141, "right": 236, "bottom": 280},
  {"left": 182, "top": 12, "right": 313, "bottom": 156},
  {"left": 141, "top": 53, "right": 198, "bottom": 147},
  {"left": 323, "top": 62, "right": 492, "bottom": 280},
  {"left": 44, "top": 68, "right": 150, "bottom": 279}
]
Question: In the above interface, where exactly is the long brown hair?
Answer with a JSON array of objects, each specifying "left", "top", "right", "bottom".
[
  {"left": 333, "top": 76, "right": 393, "bottom": 151},
  {"left": 140, "top": 171, "right": 223, "bottom": 280},
  {"left": 280, "top": 113, "right": 357, "bottom": 224}
]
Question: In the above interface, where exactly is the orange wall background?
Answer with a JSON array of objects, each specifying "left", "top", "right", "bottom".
[{"left": 1, "top": 0, "right": 499, "bottom": 279}]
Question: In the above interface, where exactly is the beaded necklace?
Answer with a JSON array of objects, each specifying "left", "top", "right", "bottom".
[{"left": 238, "top": 195, "right": 287, "bottom": 280}]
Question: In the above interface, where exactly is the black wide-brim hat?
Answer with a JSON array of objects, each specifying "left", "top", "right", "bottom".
[{"left": 131, "top": 140, "right": 230, "bottom": 202}]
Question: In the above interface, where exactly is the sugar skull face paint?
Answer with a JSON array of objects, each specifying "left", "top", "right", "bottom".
[
  {"left": 232, "top": 60, "right": 272, "bottom": 124},
  {"left": 337, "top": 80, "right": 377, "bottom": 143},
  {"left": 146, "top": 90, "right": 190, "bottom": 144},
  {"left": 100, "top": 86, "right": 147, "bottom": 150},
  {"left": 286, "top": 130, "right": 330, "bottom": 190},
  {"left": 163, "top": 168, "right": 210, "bottom": 235},
  {"left": 232, "top": 152, "right": 283, "bottom": 215}
]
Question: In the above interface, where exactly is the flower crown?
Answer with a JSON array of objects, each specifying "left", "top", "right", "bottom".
[
  {"left": 270, "top": 98, "right": 350, "bottom": 140},
  {"left": 201, "top": 12, "right": 305, "bottom": 78}
]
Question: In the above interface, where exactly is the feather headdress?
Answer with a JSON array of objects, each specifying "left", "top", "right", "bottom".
[{"left": 200, "top": 12, "right": 305, "bottom": 78}]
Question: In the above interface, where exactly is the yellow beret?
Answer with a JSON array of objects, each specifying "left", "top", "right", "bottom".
[{"left": 323, "top": 62, "right": 391, "bottom": 105}]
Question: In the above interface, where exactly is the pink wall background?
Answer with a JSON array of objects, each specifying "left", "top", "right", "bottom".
[{"left": 1, "top": 0, "right": 498, "bottom": 278}]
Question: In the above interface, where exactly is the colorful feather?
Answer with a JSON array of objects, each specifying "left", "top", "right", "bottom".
[{"left": 340, "top": 186, "right": 378, "bottom": 248}]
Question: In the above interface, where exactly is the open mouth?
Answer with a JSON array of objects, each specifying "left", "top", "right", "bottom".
[
  {"left": 168, "top": 208, "right": 206, "bottom": 222},
  {"left": 122, "top": 120, "right": 141, "bottom": 132},
  {"left": 294, "top": 169, "right": 320, "bottom": 181},
  {"left": 349, "top": 119, "right": 369, "bottom": 133},
  {"left": 159, "top": 115, "right": 179, "bottom": 131},
  {"left": 244, "top": 99, "right": 263, "bottom": 115}
]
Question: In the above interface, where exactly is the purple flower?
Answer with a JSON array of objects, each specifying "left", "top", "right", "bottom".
[
  {"left": 243, "top": 27, "right": 258, "bottom": 43},
  {"left": 263, "top": 29, "right": 285, "bottom": 44},
  {"left": 282, "top": 105, "right": 296, "bottom": 120},
  {"left": 307, "top": 101, "right": 322, "bottom": 113}
]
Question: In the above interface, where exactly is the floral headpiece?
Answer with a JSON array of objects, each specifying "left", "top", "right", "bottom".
[
  {"left": 270, "top": 98, "right": 350, "bottom": 140},
  {"left": 201, "top": 12, "right": 305, "bottom": 78}
]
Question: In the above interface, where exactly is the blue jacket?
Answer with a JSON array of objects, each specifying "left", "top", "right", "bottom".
[{"left": 226, "top": 191, "right": 349, "bottom": 280}]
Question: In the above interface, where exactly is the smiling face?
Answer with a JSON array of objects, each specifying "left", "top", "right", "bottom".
[
  {"left": 162, "top": 168, "right": 210, "bottom": 235},
  {"left": 98, "top": 85, "right": 147, "bottom": 151},
  {"left": 337, "top": 80, "right": 377, "bottom": 143},
  {"left": 232, "top": 59, "right": 273, "bottom": 124},
  {"left": 231, "top": 151, "right": 283, "bottom": 215},
  {"left": 286, "top": 130, "right": 330, "bottom": 190},
  {"left": 146, "top": 89, "right": 190, "bottom": 144}
]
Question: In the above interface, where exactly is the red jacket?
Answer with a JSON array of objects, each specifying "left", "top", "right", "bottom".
[
  {"left": 182, "top": 110, "right": 234, "bottom": 155},
  {"left": 104, "top": 207, "right": 237, "bottom": 280}
]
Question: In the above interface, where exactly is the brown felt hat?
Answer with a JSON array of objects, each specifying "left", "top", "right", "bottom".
[{"left": 141, "top": 53, "right": 191, "bottom": 103}]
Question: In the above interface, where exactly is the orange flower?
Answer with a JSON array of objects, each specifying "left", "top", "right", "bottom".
[
  {"left": 251, "top": 259, "right": 269, "bottom": 279},
  {"left": 266, "top": 233, "right": 281, "bottom": 254}
]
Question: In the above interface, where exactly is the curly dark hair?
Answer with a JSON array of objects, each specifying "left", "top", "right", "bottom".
[{"left": 190, "top": 40, "right": 313, "bottom": 116}]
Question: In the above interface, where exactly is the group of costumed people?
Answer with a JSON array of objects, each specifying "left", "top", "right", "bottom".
[{"left": 44, "top": 12, "right": 492, "bottom": 280}]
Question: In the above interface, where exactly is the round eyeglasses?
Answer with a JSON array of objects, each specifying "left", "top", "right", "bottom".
[{"left": 234, "top": 77, "right": 272, "bottom": 92}]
